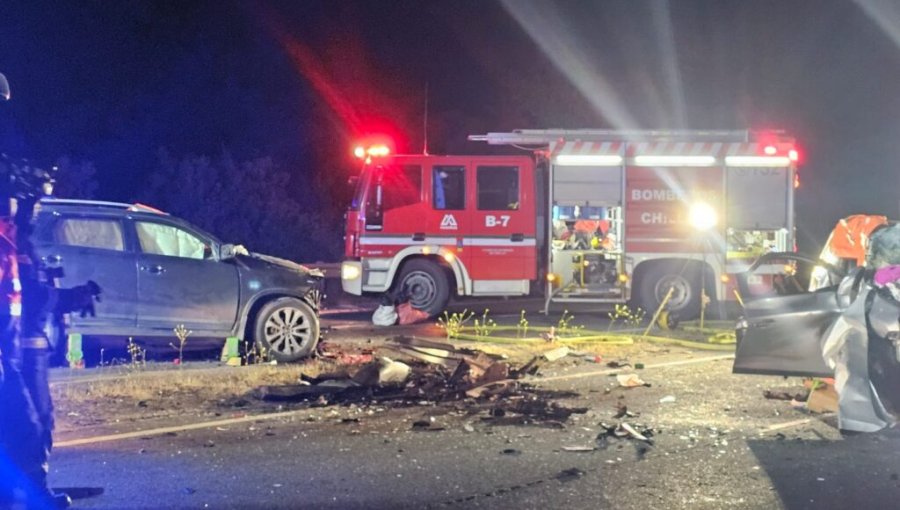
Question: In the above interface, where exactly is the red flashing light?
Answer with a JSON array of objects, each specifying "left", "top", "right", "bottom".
[
  {"left": 788, "top": 149, "right": 799, "bottom": 162},
  {"left": 367, "top": 144, "right": 390, "bottom": 157},
  {"left": 763, "top": 145, "right": 777, "bottom": 155},
  {"left": 353, "top": 140, "right": 393, "bottom": 160}
]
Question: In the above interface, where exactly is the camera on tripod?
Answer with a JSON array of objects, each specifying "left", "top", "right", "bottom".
[{"left": 0, "top": 154, "right": 56, "bottom": 200}]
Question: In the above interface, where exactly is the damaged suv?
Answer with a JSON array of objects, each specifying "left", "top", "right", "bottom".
[
  {"left": 733, "top": 240, "right": 900, "bottom": 432},
  {"left": 34, "top": 199, "right": 324, "bottom": 362}
]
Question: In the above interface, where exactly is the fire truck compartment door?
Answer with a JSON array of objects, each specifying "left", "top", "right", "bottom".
[
  {"left": 726, "top": 167, "right": 790, "bottom": 229},
  {"left": 466, "top": 162, "right": 536, "bottom": 283},
  {"left": 553, "top": 166, "right": 622, "bottom": 205}
]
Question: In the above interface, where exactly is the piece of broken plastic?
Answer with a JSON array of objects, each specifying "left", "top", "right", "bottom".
[{"left": 616, "top": 373, "right": 646, "bottom": 388}]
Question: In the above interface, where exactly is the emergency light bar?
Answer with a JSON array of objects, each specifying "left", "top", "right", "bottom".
[
  {"left": 554, "top": 154, "right": 623, "bottom": 166},
  {"left": 724, "top": 156, "right": 791, "bottom": 167},
  {"left": 354, "top": 144, "right": 391, "bottom": 159},
  {"left": 633, "top": 155, "right": 717, "bottom": 167}
]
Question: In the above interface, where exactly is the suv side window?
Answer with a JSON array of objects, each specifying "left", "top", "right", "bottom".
[
  {"left": 136, "top": 221, "right": 209, "bottom": 260},
  {"left": 54, "top": 218, "right": 125, "bottom": 251}
]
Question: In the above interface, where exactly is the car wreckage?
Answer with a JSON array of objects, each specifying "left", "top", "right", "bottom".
[{"left": 733, "top": 224, "right": 900, "bottom": 432}]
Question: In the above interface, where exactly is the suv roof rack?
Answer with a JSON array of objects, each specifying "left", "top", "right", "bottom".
[{"left": 40, "top": 198, "right": 167, "bottom": 214}]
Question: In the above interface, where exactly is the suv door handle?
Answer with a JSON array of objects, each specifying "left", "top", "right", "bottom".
[
  {"left": 142, "top": 265, "right": 166, "bottom": 275},
  {"left": 42, "top": 254, "right": 63, "bottom": 264},
  {"left": 510, "top": 233, "right": 524, "bottom": 242}
]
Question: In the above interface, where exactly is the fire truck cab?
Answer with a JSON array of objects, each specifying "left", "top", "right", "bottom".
[
  {"left": 342, "top": 129, "right": 799, "bottom": 319},
  {"left": 342, "top": 153, "right": 540, "bottom": 316}
]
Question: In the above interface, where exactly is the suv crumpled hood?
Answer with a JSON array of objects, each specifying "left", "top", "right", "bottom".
[{"left": 248, "top": 252, "right": 325, "bottom": 278}]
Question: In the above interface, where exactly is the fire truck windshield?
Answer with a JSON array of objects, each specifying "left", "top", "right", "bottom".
[{"left": 349, "top": 167, "right": 372, "bottom": 212}]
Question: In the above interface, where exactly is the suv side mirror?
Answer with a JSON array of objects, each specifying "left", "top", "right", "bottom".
[{"left": 219, "top": 243, "right": 249, "bottom": 260}]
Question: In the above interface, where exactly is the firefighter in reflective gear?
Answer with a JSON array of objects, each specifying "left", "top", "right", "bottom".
[
  {"left": 0, "top": 156, "right": 99, "bottom": 509},
  {"left": 810, "top": 214, "right": 889, "bottom": 291},
  {"left": 13, "top": 193, "right": 99, "bottom": 510},
  {"left": 0, "top": 193, "right": 65, "bottom": 509}
]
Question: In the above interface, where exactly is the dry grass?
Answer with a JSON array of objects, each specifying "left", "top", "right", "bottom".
[{"left": 54, "top": 360, "right": 331, "bottom": 405}]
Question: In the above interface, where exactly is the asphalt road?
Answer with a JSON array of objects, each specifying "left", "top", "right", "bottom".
[{"left": 46, "top": 310, "right": 900, "bottom": 510}]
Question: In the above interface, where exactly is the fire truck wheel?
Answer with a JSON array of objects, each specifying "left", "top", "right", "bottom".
[
  {"left": 254, "top": 297, "right": 320, "bottom": 362},
  {"left": 396, "top": 259, "right": 450, "bottom": 318},
  {"left": 638, "top": 265, "right": 700, "bottom": 319}
]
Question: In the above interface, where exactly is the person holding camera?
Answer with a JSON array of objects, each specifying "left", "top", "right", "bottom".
[{"left": 0, "top": 160, "right": 100, "bottom": 509}]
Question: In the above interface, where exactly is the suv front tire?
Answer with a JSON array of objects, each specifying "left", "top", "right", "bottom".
[{"left": 253, "top": 297, "right": 319, "bottom": 362}]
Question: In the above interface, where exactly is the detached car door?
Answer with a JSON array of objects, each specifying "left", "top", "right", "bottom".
[
  {"left": 33, "top": 214, "right": 137, "bottom": 333},
  {"left": 732, "top": 253, "right": 845, "bottom": 377},
  {"left": 133, "top": 218, "right": 240, "bottom": 334}
]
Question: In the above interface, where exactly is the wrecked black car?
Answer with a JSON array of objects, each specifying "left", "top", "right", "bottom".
[
  {"left": 733, "top": 237, "right": 900, "bottom": 432},
  {"left": 732, "top": 252, "right": 843, "bottom": 378},
  {"left": 34, "top": 199, "right": 324, "bottom": 362}
]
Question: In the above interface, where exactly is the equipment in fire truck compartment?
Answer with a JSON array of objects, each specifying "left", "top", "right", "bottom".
[
  {"left": 726, "top": 228, "right": 790, "bottom": 259},
  {"left": 549, "top": 204, "right": 625, "bottom": 298},
  {"left": 571, "top": 253, "right": 618, "bottom": 286}
]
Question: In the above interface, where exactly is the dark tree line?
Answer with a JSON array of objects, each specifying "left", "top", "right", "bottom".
[{"left": 50, "top": 150, "right": 345, "bottom": 264}]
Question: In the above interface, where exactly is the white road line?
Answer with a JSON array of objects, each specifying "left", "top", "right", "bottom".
[
  {"left": 56, "top": 409, "right": 309, "bottom": 448},
  {"left": 534, "top": 354, "right": 735, "bottom": 383},
  {"left": 759, "top": 418, "right": 816, "bottom": 434}
]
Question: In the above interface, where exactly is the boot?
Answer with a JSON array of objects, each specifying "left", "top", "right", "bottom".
[
  {"left": 26, "top": 487, "right": 70, "bottom": 509},
  {"left": 26, "top": 470, "right": 70, "bottom": 509},
  {"left": 48, "top": 491, "right": 71, "bottom": 509}
]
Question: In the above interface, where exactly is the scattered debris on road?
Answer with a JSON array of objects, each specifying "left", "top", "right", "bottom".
[
  {"left": 562, "top": 445, "right": 596, "bottom": 452},
  {"left": 351, "top": 357, "right": 411, "bottom": 386},
  {"left": 254, "top": 335, "right": 590, "bottom": 428},
  {"left": 616, "top": 373, "right": 649, "bottom": 388},
  {"left": 555, "top": 467, "right": 585, "bottom": 483},
  {"left": 806, "top": 382, "right": 839, "bottom": 413},
  {"left": 542, "top": 346, "right": 571, "bottom": 361},
  {"left": 397, "top": 302, "right": 429, "bottom": 325},
  {"left": 763, "top": 389, "right": 809, "bottom": 402}
]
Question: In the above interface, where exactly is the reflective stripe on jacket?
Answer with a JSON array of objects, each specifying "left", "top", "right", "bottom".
[{"left": 0, "top": 223, "right": 21, "bottom": 317}]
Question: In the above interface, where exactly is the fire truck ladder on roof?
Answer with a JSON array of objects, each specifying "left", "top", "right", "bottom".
[{"left": 468, "top": 129, "right": 789, "bottom": 146}]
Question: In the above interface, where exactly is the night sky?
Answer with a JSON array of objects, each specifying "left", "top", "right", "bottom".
[{"left": 2, "top": 0, "right": 900, "bottom": 257}]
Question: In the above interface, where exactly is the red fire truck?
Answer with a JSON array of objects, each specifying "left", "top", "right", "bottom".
[{"left": 341, "top": 129, "right": 799, "bottom": 319}]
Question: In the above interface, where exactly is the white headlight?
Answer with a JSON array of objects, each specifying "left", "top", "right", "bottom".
[
  {"left": 341, "top": 262, "right": 361, "bottom": 280},
  {"left": 688, "top": 202, "right": 718, "bottom": 231}
]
